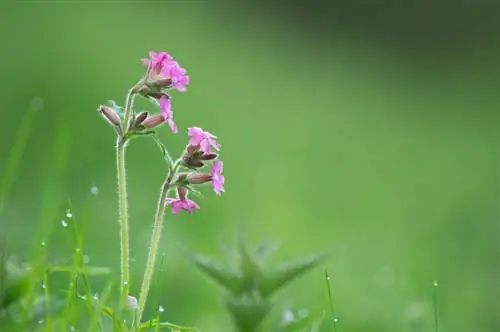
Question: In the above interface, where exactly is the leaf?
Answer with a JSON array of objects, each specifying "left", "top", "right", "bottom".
[
  {"left": 259, "top": 254, "right": 328, "bottom": 298},
  {"left": 226, "top": 293, "right": 272, "bottom": 332},
  {"left": 47, "top": 265, "right": 111, "bottom": 276},
  {"left": 280, "top": 307, "right": 325, "bottom": 332},
  {"left": 189, "top": 253, "right": 244, "bottom": 295},
  {"left": 139, "top": 317, "right": 199, "bottom": 331}
]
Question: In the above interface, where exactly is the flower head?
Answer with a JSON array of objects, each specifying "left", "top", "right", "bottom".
[
  {"left": 142, "top": 51, "right": 172, "bottom": 74},
  {"left": 142, "top": 51, "right": 189, "bottom": 92},
  {"left": 159, "top": 96, "right": 177, "bottom": 134},
  {"left": 161, "top": 61, "right": 190, "bottom": 92},
  {"left": 211, "top": 160, "right": 225, "bottom": 195},
  {"left": 167, "top": 197, "right": 199, "bottom": 214},
  {"left": 166, "top": 187, "right": 199, "bottom": 214},
  {"left": 187, "top": 127, "right": 220, "bottom": 154}
]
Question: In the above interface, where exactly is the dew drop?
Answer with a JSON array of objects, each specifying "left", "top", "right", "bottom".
[
  {"left": 282, "top": 309, "right": 294, "bottom": 323},
  {"left": 41, "top": 282, "right": 46, "bottom": 289},
  {"left": 66, "top": 210, "right": 73, "bottom": 218},
  {"left": 41, "top": 242, "right": 46, "bottom": 247},
  {"left": 61, "top": 220, "right": 68, "bottom": 227},
  {"left": 83, "top": 254, "right": 90, "bottom": 264},
  {"left": 158, "top": 305, "right": 165, "bottom": 312},
  {"left": 69, "top": 326, "right": 76, "bottom": 331},
  {"left": 433, "top": 280, "right": 439, "bottom": 287},
  {"left": 333, "top": 316, "right": 340, "bottom": 323},
  {"left": 298, "top": 308, "right": 309, "bottom": 318},
  {"left": 90, "top": 185, "right": 99, "bottom": 195},
  {"left": 30, "top": 97, "right": 44, "bottom": 112},
  {"left": 92, "top": 293, "right": 99, "bottom": 301},
  {"left": 75, "top": 248, "right": 80, "bottom": 253},
  {"left": 123, "top": 281, "right": 128, "bottom": 286}
]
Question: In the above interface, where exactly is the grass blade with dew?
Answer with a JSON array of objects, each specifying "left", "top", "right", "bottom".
[
  {"left": 144, "top": 253, "right": 166, "bottom": 330},
  {"left": 86, "top": 281, "right": 114, "bottom": 332},
  {"left": 433, "top": 280, "right": 440, "bottom": 332},
  {"left": 30, "top": 115, "right": 72, "bottom": 264},
  {"left": 324, "top": 269, "right": 338, "bottom": 331},
  {"left": 0, "top": 108, "right": 37, "bottom": 217}
]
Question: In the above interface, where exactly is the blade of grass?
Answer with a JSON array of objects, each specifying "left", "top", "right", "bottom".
[
  {"left": 31, "top": 115, "right": 72, "bottom": 263},
  {"left": 433, "top": 280, "right": 440, "bottom": 332},
  {"left": 0, "top": 109, "right": 37, "bottom": 217},
  {"left": 324, "top": 269, "right": 338, "bottom": 331},
  {"left": 86, "top": 281, "right": 114, "bottom": 332}
]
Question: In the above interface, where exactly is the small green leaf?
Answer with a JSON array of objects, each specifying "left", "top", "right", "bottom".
[
  {"left": 47, "top": 265, "right": 111, "bottom": 276},
  {"left": 139, "top": 318, "right": 199, "bottom": 331},
  {"left": 280, "top": 307, "right": 324, "bottom": 332},
  {"left": 226, "top": 293, "right": 272, "bottom": 332},
  {"left": 259, "top": 254, "right": 327, "bottom": 298},
  {"left": 189, "top": 253, "right": 244, "bottom": 295}
]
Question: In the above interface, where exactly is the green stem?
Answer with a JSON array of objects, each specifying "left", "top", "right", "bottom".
[
  {"left": 117, "top": 87, "right": 136, "bottom": 299},
  {"left": 136, "top": 163, "right": 180, "bottom": 323},
  {"left": 117, "top": 137, "right": 130, "bottom": 298}
]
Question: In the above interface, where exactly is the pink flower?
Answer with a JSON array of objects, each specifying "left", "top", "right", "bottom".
[
  {"left": 161, "top": 61, "right": 190, "bottom": 92},
  {"left": 143, "top": 51, "right": 189, "bottom": 92},
  {"left": 142, "top": 51, "right": 172, "bottom": 73},
  {"left": 187, "top": 127, "right": 220, "bottom": 154},
  {"left": 211, "top": 160, "right": 225, "bottom": 195},
  {"left": 159, "top": 96, "right": 177, "bottom": 134},
  {"left": 166, "top": 197, "right": 199, "bottom": 214},
  {"left": 166, "top": 187, "right": 199, "bottom": 214}
]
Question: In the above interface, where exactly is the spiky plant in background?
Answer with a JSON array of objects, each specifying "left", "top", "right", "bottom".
[{"left": 189, "top": 235, "right": 328, "bottom": 332}]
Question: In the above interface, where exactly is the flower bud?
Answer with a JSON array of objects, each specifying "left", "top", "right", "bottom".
[
  {"left": 181, "top": 145, "right": 218, "bottom": 169},
  {"left": 134, "top": 111, "right": 149, "bottom": 126},
  {"left": 140, "top": 114, "right": 164, "bottom": 129},
  {"left": 186, "top": 173, "right": 212, "bottom": 185},
  {"left": 97, "top": 105, "right": 121, "bottom": 127}
]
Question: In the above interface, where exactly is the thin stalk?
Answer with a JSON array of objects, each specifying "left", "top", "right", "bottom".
[
  {"left": 136, "top": 163, "right": 180, "bottom": 323},
  {"left": 325, "top": 269, "right": 338, "bottom": 331},
  {"left": 117, "top": 87, "right": 136, "bottom": 299},
  {"left": 116, "top": 137, "right": 130, "bottom": 298}
]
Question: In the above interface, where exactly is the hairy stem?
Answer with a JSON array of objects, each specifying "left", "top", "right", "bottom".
[
  {"left": 116, "top": 137, "right": 130, "bottom": 298},
  {"left": 117, "top": 88, "right": 136, "bottom": 299},
  {"left": 136, "top": 163, "right": 179, "bottom": 323}
]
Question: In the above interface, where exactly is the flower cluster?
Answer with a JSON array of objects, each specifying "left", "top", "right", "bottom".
[{"left": 141, "top": 52, "right": 225, "bottom": 214}]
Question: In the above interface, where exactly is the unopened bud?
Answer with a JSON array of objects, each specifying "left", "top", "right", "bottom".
[
  {"left": 200, "top": 153, "right": 217, "bottom": 161},
  {"left": 182, "top": 145, "right": 218, "bottom": 169},
  {"left": 140, "top": 114, "right": 164, "bottom": 129},
  {"left": 187, "top": 173, "right": 212, "bottom": 185},
  {"left": 134, "top": 111, "right": 149, "bottom": 126},
  {"left": 149, "top": 77, "right": 173, "bottom": 88},
  {"left": 97, "top": 105, "right": 121, "bottom": 127}
]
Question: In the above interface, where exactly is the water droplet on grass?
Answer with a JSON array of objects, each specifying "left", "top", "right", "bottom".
[
  {"left": 30, "top": 97, "right": 44, "bottom": 112},
  {"left": 61, "top": 220, "right": 68, "bottom": 227},
  {"left": 158, "top": 305, "right": 165, "bottom": 312},
  {"left": 90, "top": 185, "right": 99, "bottom": 195},
  {"left": 41, "top": 242, "right": 46, "bottom": 247}
]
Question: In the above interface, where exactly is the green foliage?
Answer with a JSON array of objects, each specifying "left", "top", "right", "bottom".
[{"left": 190, "top": 236, "right": 327, "bottom": 331}]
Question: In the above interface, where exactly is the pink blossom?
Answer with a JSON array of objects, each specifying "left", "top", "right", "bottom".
[
  {"left": 161, "top": 61, "right": 190, "bottom": 92},
  {"left": 159, "top": 96, "right": 177, "bottom": 134},
  {"left": 166, "top": 197, "right": 199, "bottom": 214},
  {"left": 143, "top": 51, "right": 189, "bottom": 92},
  {"left": 187, "top": 127, "right": 220, "bottom": 154},
  {"left": 142, "top": 51, "right": 172, "bottom": 72},
  {"left": 211, "top": 160, "right": 225, "bottom": 195}
]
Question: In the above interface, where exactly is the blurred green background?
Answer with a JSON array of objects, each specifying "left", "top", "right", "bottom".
[{"left": 0, "top": 1, "right": 498, "bottom": 331}]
